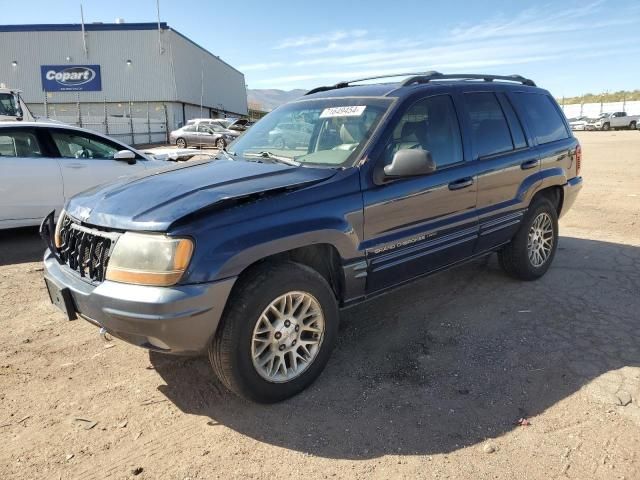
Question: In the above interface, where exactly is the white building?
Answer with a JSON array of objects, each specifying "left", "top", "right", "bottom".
[{"left": 0, "top": 22, "right": 248, "bottom": 143}]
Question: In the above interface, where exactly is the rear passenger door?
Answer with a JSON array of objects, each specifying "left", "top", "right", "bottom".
[
  {"left": 461, "top": 91, "right": 540, "bottom": 252},
  {"left": 509, "top": 92, "right": 575, "bottom": 200},
  {"left": 0, "top": 127, "right": 63, "bottom": 225}
]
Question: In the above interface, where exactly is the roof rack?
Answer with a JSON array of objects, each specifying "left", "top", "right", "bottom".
[
  {"left": 305, "top": 71, "right": 536, "bottom": 95},
  {"left": 305, "top": 71, "right": 441, "bottom": 95},
  {"left": 401, "top": 72, "right": 536, "bottom": 87}
]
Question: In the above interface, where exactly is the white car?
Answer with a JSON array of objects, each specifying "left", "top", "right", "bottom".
[
  {"left": 568, "top": 116, "right": 589, "bottom": 131},
  {"left": 0, "top": 122, "right": 173, "bottom": 229}
]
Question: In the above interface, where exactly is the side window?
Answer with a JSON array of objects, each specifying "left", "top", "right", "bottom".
[
  {"left": 464, "top": 92, "right": 514, "bottom": 158},
  {"left": 513, "top": 93, "right": 569, "bottom": 145},
  {"left": 0, "top": 130, "right": 42, "bottom": 158},
  {"left": 198, "top": 125, "right": 211, "bottom": 133},
  {"left": 498, "top": 94, "right": 527, "bottom": 149},
  {"left": 386, "top": 95, "right": 463, "bottom": 168},
  {"left": 50, "top": 130, "right": 120, "bottom": 160}
]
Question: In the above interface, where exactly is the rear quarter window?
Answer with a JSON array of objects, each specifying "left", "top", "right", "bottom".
[{"left": 513, "top": 93, "right": 569, "bottom": 145}]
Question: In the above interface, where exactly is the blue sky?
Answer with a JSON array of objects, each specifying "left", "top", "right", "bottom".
[{"left": 2, "top": 0, "right": 639, "bottom": 96}]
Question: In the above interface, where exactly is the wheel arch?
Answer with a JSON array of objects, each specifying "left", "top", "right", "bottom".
[{"left": 229, "top": 243, "right": 345, "bottom": 303}]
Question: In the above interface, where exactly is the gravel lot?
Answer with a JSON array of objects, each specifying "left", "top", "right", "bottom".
[{"left": 1, "top": 131, "right": 639, "bottom": 479}]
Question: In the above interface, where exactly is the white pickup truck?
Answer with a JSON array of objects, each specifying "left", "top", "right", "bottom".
[
  {"left": 589, "top": 111, "right": 639, "bottom": 131},
  {"left": 0, "top": 87, "right": 34, "bottom": 122}
]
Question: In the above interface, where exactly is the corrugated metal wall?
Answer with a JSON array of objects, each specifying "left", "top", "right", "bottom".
[
  {"left": 0, "top": 25, "right": 247, "bottom": 115},
  {"left": 169, "top": 30, "right": 248, "bottom": 116}
]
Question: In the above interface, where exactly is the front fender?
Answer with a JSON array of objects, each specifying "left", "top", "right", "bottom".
[{"left": 174, "top": 169, "right": 365, "bottom": 284}]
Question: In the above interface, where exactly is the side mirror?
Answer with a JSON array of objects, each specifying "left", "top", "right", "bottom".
[
  {"left": 114, "top": 150, "right": 137, "bottom": 164},
  {"left": 383, "top": 148, "right": 436, "bottom": 178}
]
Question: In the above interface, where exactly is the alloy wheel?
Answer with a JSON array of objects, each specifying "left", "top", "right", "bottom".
[
  {"left": 251, "top": 291, "right": 325, "bottom": 383},
  {"left": 527, "top": 212, "right": 554, "bottom": 267}
]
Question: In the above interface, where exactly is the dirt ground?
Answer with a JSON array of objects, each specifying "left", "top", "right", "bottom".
[{"left": 1, "top": 131, "right": 639, "bottom": 480}]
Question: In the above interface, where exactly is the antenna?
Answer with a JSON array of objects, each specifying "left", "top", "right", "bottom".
[
  {"left": 80, "top": 3, "right": 88, "bottom": 57},
  {"left": 156, "top": 0, "right": 163, "bottom": 55}
]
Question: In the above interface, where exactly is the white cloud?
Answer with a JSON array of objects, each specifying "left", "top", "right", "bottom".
[
  {"left": 245, "top": 0, "right": 640, "bottom": 90},
  {"left": 238, "top": 62, "right": 284, "bottom": 71},
  {"left": 274, "top": 29, "right": 367, "bottom": 50}
]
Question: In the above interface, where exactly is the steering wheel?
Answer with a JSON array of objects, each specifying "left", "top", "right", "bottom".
[{"left": 74, "top": 147, "right": 92, "bottom": 159}]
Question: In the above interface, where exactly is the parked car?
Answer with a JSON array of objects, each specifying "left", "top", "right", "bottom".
[
  {"left": 169, "top": 123, "right": 239, "bottom": 149},
  {"left": 42, "top": 72, "right": 582, "bottom": 403},
  {"left": 186, "top": 117, "right": 249, "bottom": 132},
  {"left": 568, "top": 116, "right": 589, "bottom": 131},
  {"left": 589, "top": 111, "right": 639, "bottom": 131},
  {"left": 0, "top": 121, "right": 177, "bottom": 230},
  {"left": 268, "top": 122, "right": 314, "bottom": 149}
]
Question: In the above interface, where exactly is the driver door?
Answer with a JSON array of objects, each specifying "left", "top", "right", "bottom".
[
  {"left": 46, "top": 128, "right": 148, "bottom": 200},
  {"left": 362, "top": 94, "right": 479, "bottom": 293}
]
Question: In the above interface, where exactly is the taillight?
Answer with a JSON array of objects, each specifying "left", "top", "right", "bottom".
[{"left": 575, "top": 144, "right": 581, "bottom": 175}]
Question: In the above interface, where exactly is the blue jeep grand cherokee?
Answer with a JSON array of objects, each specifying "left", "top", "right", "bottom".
[{"left": 42, "top": 72, "right": 583, "bottom": 403}]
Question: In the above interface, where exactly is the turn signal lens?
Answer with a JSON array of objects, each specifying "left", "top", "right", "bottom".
[
  {"left": 575, "top": 144, "right": 582, "bottom": 175},
  {"left": 54, "top": 210, "right": 65, "bottom": 248},
  {"left": 105, "top": 233, "right": 194, "bottom": 286}
]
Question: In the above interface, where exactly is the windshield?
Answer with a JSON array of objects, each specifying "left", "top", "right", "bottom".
[
  {"left": 0, "top": 93, "right": 18, "bottom": 116},
  {"left": 230, "top": 97, "right": 392, "bottom": 167}
]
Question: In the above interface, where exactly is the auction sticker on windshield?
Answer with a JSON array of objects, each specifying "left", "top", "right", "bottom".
[{"left": 320, "top": 106, "right": 366, "bottom": 118}]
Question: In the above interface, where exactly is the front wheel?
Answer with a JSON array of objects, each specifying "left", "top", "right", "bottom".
[
  {"left": 176, "top": 137, "right": 187, "bottom": 148},
  {"left": 630, "top": 121, "right": 637, "bottom": 130},
  {"left": 215, "top": 138, "right": 226, "bottom": 149},
  {"left": 498, "top": 197, "right": 558, "bottom": 281},
  {"left": 209, "top": 262, "right": 339, "bottom": 403},
  {"left": 602, "top": 122, "right": 610, "bottom": 131}
]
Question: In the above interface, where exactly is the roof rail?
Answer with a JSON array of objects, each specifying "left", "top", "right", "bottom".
[
  {"left": 401, "top": 72, "right": 536, "bottom": 87},
  {"left": 305, "top": 71, "right": 441, "bottom": 95}
]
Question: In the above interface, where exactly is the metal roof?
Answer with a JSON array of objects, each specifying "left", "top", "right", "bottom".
[{"left": 0, "top": 22, "right": 168, "bottom": 32}]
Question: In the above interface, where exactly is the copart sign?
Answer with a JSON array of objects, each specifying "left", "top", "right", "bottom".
[{"left": 40, "top": 65, "right": 102, "bottom": 92}]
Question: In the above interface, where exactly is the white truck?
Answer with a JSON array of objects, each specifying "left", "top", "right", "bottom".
[
  {"left": 589, "top": 111, "right": 639, "bottom": 131},
  {"left": 0, "top": 86, "right": 35, "bottom": 122}
]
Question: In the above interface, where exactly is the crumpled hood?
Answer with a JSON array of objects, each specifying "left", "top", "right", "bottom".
[{"left": 65, "top": 159, "right": 337, "bottom": 231}]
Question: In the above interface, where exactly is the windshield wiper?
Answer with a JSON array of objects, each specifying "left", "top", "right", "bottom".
[{"left": 243, "top": 151, "right": 300, "bottom": 166}]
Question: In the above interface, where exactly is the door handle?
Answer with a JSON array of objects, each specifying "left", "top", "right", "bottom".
[
  {"left": 520, "top": 159, "right": 539, "bottom": 170},
  {"left": 66, "top": 163, "right": 86, "bottom": 169},
  {"left": 448, "top": 177, "right": 474, "bottom": 190}
]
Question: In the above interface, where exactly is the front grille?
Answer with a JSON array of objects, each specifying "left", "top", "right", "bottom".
[{"left": 57, "top": 215, "right": 119, "bottom": 283}]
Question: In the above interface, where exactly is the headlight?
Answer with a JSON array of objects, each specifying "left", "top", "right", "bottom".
[{"left": 105, "top": 233, "right": 194, "bottom": 286}]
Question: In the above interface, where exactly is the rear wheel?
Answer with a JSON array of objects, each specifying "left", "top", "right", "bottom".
[
  {"left": 176, "top": 137, "right": 187, "bottom": 148},
  {"left": 209, "top": 262, "right": 339, "bottom": 403},
  {"left": 498, "top": 197, "right": 558, "bottom": 281},
  {"left": 630, "top": 121, "right": 637, "bottom": 130}
]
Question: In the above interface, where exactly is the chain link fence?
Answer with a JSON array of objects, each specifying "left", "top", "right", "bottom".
[{"left": 28, "top": 97, "right": 169, "bottom": 146}]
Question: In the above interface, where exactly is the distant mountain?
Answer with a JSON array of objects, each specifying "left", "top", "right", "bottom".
[{"left": 247, "top": 89, "right": 308, "bottom": 112}]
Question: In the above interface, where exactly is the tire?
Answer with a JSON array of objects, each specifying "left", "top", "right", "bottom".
[
  {"left": 630, "top": 121, "right": 637, "bottom": 130},
  {"left": 602, "top": 122, "right": 610, "bottom": 131},
  {"left": 209, "top": 261, "right": 339, "bottom": 403},
  {"left": 176, "top": 137, "right": 187, "bottom": 148},
  {"left": 498, "top": 197, "right": 559, "bottom": 281},
  {"left": 273, "top": 137, "right": 286, "bottom": 149},
  {"left": 215, "top": 138, "right": 226, "bottom": 149}
]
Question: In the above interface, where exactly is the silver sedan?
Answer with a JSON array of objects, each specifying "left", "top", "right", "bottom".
[{"left": 169, "top": 123, "right": 237, "bottom": 149}]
